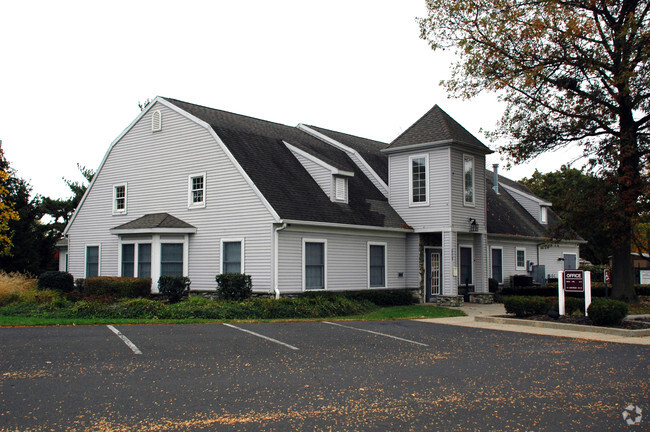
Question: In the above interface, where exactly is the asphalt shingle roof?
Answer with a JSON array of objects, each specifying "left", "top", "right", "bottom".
[
  {"left": 388, "top": 105, "right": 492, "bottom": 154},
  {"left": 164, "top": 98, "right": 405, "bottom": 228},
  {"left": 112, "top": 213, "right": 196, "bottom": 230}
]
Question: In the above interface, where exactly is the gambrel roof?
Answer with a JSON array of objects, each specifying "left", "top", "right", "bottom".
[{"left": 164, "top": 98, "right": 406, "bottom": 229}]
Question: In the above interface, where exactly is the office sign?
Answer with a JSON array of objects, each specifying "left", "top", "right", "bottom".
[{"left": 563, "top": 270, "right": 584, "bottom": 292}]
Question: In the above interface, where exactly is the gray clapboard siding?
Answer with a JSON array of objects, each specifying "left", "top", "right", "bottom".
[
  {"left": 277, "top": 228, "right": 407, "bottom": 293},
  {"left": 388, "top": 147, "right": 451, "bottom": 231},
  {"left": 539, "top": 244, "right": 580, "bottom": 278},
  {"left": 442, "top": 231, "right": 457, "bottom": 295},
  {"left": 348, "top": 152, "right": 388, "bottom": 197},
  {"left": 450, "top": 149, "right": 486, "bottom": 231},
  {"left": 501, "top": 186, "right": 543, "bottom": 223},
  {"left": 67, "top": 102, "right": 276, "bottom": 291},
  {"left": 405, "top": 233, "right": 420, "bottom": 288}
]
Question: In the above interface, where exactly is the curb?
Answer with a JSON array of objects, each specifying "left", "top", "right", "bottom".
[{"left": 475, "top": 316, "right": 650, "bottom": 338}]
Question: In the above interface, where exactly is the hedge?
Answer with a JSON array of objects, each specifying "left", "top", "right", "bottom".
[
  {"left": 503, "top": 296, "right": 585, "bottom": 317},
  {"left": 587, "top": 299, "right": 628, "bottom": 326},
  {"left": 83, "top": 277, "right": 152, "bottom": 298},
  {"left": 500, "top": 283, "right": 650, "bottom": 297},
  {"left": 216, "top": 273, "right": 252, "bottom": 301},
  {"left": 37, "top": 272, "right": 74, "bottom": 293},
  {"left": 158, "top": 276, "right": 191, "bottom": 303}
]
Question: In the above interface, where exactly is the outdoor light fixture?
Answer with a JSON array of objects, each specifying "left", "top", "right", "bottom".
[{"left": 468, "top": 218, "right": 478, "bottom": 232}]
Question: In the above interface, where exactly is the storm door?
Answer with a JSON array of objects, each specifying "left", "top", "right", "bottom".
[{"left": 425, "top": 248, "right": 442, "bottom": 302}]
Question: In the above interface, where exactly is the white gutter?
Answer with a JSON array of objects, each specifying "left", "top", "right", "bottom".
[{"left": 273, "top": 222, "right": 288, "bottom": 299}]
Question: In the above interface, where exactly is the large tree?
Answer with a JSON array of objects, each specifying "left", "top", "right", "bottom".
[
  {"left": 420, "top": 0, "right": 649, "bottom": 301},
  {"left": 0, "top": 143, "right": 19, "bottom": 256},
  {"left": 521, "top": 166, "right": 618, "bottom": 264}
]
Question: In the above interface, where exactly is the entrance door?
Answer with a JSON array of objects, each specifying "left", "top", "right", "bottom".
[{"left": 425, "top": 248, "right": 442, "bottom": 302}]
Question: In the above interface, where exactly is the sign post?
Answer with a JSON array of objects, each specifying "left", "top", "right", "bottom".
[{"left": 558, "top": 270, "right": 591, "bottom": 316}]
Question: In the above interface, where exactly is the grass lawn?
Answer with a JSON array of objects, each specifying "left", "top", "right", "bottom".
[{"left": 0, "top": 304, "right": 465, "bottom": 327}]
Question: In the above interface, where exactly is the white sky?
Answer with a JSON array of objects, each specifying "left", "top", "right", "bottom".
[{"left": 0, "top": 0, "right": 585, "bottom": 200}]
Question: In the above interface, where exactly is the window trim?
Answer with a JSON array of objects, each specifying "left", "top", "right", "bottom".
[
  {"left": 515, "top": 247, "right": 527, "bottom": 271},
  {"left": 118, "top": 240, "right": 152, "bottom": 278},
  {"left": 160, "top": 241, "right": 185, "bottom": 277},
  {"left": 367, "top": 242, "right": 387, "bottom": 288},
  {"left": 490, "top": 246, "right": 503, "bottom": 284},
  {"left": 84, "top": 244, "right": 101, "bottom": 278},
  {"left": 409, "top": 154, "right": 429, "bottom": 207},
  {"left": 540, "top": 206, "right": 548, "bottom": 224},
  {"left": 112, "top": 183, "right": 127, "bottom": 215},
  {"left": 187, "top": 172, "right": 206, "bottom": 209},
  {"left": 463, "top": 154, "right": 475, "bottom": 207},
  {"left": 459, "top": 245, "right": 473, "bottom": 285},
  {"left": 302, "top": 238, "right": 327, "bottom": 291},
  {"left": 220, "top": 238, "right": 245, "bottom": 274}
]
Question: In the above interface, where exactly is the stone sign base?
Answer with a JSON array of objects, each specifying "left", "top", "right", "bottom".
[
  {"left": 435, "top": 295, "right": 464, "bottom": 307},
  {"left": 468, "top": 293, "right": 495, "bottom": 304}
]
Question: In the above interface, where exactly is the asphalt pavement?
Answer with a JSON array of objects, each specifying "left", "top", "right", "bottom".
[{"left": 1, "top": 319, "right": 648, "bottom": 431}]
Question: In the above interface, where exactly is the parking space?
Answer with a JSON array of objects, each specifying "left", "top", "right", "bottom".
[{"left": 1, "top": 321, "right": 648, "bottom": 431}]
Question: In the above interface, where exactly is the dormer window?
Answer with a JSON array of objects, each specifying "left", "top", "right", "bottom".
[
  {"left": 541, "top": 206, "right": 548, "bottom": 224},
  {"left": 333, "top": 176, "right": 348, "bottom": 203},
  {"left": 152, "top": 110, "right": 162, "bottom": 132}
]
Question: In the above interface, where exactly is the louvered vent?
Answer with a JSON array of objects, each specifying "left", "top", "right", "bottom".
[{"left": 151, "top": 110, "right": 162, "bottom": 131}]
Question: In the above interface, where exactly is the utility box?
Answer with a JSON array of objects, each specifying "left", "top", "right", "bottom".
[{"left": 531, "top": 265, "right": 546, "bottom": 284}]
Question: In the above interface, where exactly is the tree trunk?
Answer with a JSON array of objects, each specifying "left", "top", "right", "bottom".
[{"left": 611, "top": 239, "right": 636, "bottom": 302}]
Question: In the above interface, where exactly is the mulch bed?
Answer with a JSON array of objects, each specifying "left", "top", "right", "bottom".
[{"left": 508, "top": 314, "right": 650, "bottom": 330}]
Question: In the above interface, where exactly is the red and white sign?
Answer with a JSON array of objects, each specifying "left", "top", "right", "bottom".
[
  {"left": 604, "top": 269, "right": 611, "bottom": 284},
  {"left": 563, "top": 270, "right": 584, "bottom": 292}
]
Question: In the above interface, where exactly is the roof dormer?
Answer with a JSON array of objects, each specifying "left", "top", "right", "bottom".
[{"left": 284, "top": 141, "right": 353, "bottom": 203}]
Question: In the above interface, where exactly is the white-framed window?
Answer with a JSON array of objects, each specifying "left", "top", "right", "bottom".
[
  {"left": 491, "top": 247, "right": 503, "bottom": 284},
  {"left": 119, "top": 242, "right": 152, "bottom": 278},
  {"left": 563, "top": 253, "right": 577, "bottom": 270},
  {"left": 221, "top": 239, "right": 244, "bottom": 274},
  {"left": 152, "top": 109, "right": 162, "bottom": 132},
  {"left": 540, "top": 206, "right": 548, "bottom": 224},
  {"left": 459, "top": 246, "right": 473, "bottom": 285},
  {"left": 188, "top": 173, "right": 206, "bottom": 209},
  {"left": 333, "top": 176, "right": 347, "bottom": 203},
  {"left": 516, "top": 247, "right": 527, "bottom": 271},
  {"left": 113, "top": 184, "right": 127, "bottom": 214},
  {"left": 463, "top": 154, "right": 475, "bottom": 206},
  {"left": 303, "top": 239, "right": 327, "bottom": 290},
  {"left": 368, "top": 242, "right": 387, "bottom": 288},
  {"left": 161, "top": 243, "right": 184, "bottom": 276},
  {"left": 85, "top": 245, "right": 100, "bottom": 278},
  {"left": 409, "top": 154, "right": 429, "bottom": 206}
]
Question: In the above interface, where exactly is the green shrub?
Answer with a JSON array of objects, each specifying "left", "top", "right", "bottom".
[
  {"left": 564, "top": 297, "right": 585, "bottom": 315},
  {"left": 500, "top": 282, "right": 649, "bottom": 298},
  {"left": 216, "top": 274, "right": 252, "bottom": 301},
  {"left": 37, "top": 271, "right": 74, "bottom": 292},
  {"left": 113, "top": 298, "right": 164, "bottom": 318},
  {"left": 504, "top": 296, "right": 553, "bottom": 317},
  {"left": 587, "top": 298, "right": 628, "bottom": 326},
  {"left": 301, "top": 289, "right": 418, "bottom": 306},
  {"left": 84, "top": 277, "right": 152, "bottom": 298},
  {"left": 158, "top": 276, "right": 191, "bottom": 303}
]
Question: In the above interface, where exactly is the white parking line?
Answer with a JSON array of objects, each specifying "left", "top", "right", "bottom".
[
  {"left": 322, "top": 321, "right": 428, "bottom": 346},
  {"left": 107, "top": 325, "right": 143, "bottom": 355},
  {"left": 223, "top": 323, "right": 299, "bottom": 350}
]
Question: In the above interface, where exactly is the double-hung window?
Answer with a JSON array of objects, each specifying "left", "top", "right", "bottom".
[
  {"left": 113, "top": 184, "right": 127, "bottom": 214},
  {"left": 368, "top": 243, "right": 386, "bottom": 288},
  {"left": 516, "top": 248, "right": 526, "bottom": 271},
  {"left": 161, "top": 243, "right": 184, "bottom": 276},
  {"left": 85, "top": 245, "right": 100, "bottom": 277},
  {"left": 463, "top": 155, "right": 474, "bottom": 206},
  {"left": 138, "top": 244, "right": 152, "bottom": 278},
  {"left": 409, "top": 154, "right": 429, "bottom": 206},
  {"left": 121, "top": 244, "right": 135, "bottom": 277},
  {"left": 304, "top": 240, "right": 326, "bottom": 290},
  {"left": 188, "top": 173, "right": 206, "bottom": 208},
  {"left": 460, "top": 246, "right": 473, "bottom": 285},
  {"left": 222, "top": 240, "right": 243, "bottom": 274}
]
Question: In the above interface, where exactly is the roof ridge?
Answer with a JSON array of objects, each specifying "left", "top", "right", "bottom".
[
  {"left": 308, "top": 124, "right": 388, "bottom": 147},
  {"left": 389, "top": 104, "right": 441, "bottom": 146}
]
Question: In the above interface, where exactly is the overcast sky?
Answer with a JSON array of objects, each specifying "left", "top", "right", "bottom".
[{"left": 0, "top": 0, "right": 585, "bottom": 201}]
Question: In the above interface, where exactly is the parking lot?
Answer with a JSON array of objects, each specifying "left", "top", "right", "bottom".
[{"left": 1, "top": 320, "right": 648, "bottom": 431}]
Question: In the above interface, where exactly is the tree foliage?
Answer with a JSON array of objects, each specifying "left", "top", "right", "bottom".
[
  {"left": 0, "top": 144, "right": 19, "bottom": 256},
  {"left": 419, "top": 0, "right": 649, "bottom": 301},
  {"left": 521, "top": 166, "right": 618, "bottom": 264}
]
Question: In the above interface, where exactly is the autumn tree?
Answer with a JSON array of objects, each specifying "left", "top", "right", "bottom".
[
  {"left": 419, "top": 0, "right": 649, "bottom": 301},
  {"left": 0, "top": 143, "right": 19, "bottom": 256}
]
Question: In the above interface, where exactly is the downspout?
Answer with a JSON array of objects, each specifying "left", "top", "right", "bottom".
[{"left": 273, "top": 222, "right": 288, "bottom": 299}]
